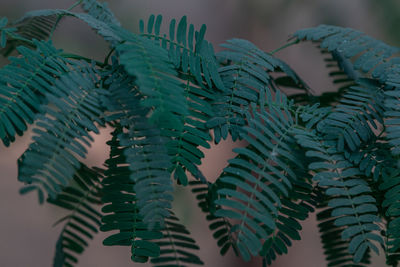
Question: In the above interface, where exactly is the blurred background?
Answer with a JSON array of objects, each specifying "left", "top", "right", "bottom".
[{"left": 0, "top": 0, "right": 398, "bottom": 266}]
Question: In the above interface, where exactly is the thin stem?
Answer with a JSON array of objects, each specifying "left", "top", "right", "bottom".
[
  {"left": 103, "top": 47, "right": 116, "bottom": 66},
  {"left": 49, "top": 0, "right": 83, "bottom": 40},
  {"left": 270, "top": 39, "right": 300, "bottom": 55},
  {"left": 61, "top": 52, "right": 107, "bottom": 67}
]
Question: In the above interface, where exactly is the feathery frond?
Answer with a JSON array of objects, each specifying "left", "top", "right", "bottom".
[
  {"left": 140, "top": 14, "right": 224, "bottom": 91},
  {"left": 104, "top": 67, "right": 174, "bottom": 228},
  {"left": 50, "top": 164, "right": 103, "bottom": 267},
  {"left": 151, "top": 215, "right": 204, "bottom": 266},
  {"left": 0, "top": 40, "right": 68, "bottom": 147},
  {"left": 19, "top": 63, "right": 107, "bottom": 201},
  {"left": 101, "top": 128, "right": 163, "bottom": 263},
  {"left": 293, "top": 128, "right": 383, "bottom": 263}
]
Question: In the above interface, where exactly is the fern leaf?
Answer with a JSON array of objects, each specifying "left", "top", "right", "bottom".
[
  {"left": 207, "top": 38, "right": 303, "bottom": 143},
  {"left": 104, "top": 67, "right": 174, "bottom": 228},
  {"left": 13, "top": 10, "right": 123, "bottom": 45},
  {"left": 19, "top": 64, "right": 107, "bottom": 201},
  {"left": 1, "top": 14, "right": 58, "bottom": 56},
  {"left": 0, "top": 40, "right": 69, "bottom": 146},
  {"left": 101, "top": 128, "right": 163, "bottom": 263},
  {"left": 379, "top": 168, "right": 400, "bottom": 265},
  {"left": 293, "top": 25, "right": 400, "bottom": 80},
  {"left": 293, "top": 128, "right": 383, "bottom": 263},
  {"left": 317, "top": 78, "right": 385, "bottom": 152},
  {"left": 190, "top": 180, "right": 237, "bottom": 256},
  {"left": 151, "top": 215, "right": 204, "bottom": 266},
  {"left": 140, "top": 14, "right": 224, "bottom": 91},
  {"left": 213, "top": 92, "right": 306, "bottom": 260},
  {"left": 261, "top": 180, "right": 318, "bottom": 266},
  {"left": 50, "top": 164, "right": 103, "bottom": 267},
  {"left": 384, "top": 65, "right": 400, "bottom": 155},
  {"left": 81, "top": 0, "right": 121, "bottom": 26},
  {"left": 139, "top": 15, "right": 217, "bottom": 185}
]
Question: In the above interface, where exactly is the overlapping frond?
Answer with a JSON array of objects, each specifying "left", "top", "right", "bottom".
[
  {"left": 207, "top": 38, "right": 304, "bottom": 142},
  {"left": 293, "top": 128, "right": 383, "bottom": 263},
  {"left": 151, "top": 215, "right": 204, "bottom": 266},
  {"left": 18, "top": 64, "right": 107, "bottom": 201},
  {"left": 213, "top": 91, "right": 308, "bottom": 260},
  {"left": 104, "top": 67, "right": 174, "bottom": 228},
  {"left": 101, "top": 128, "right": 163, "bottom": 263},
  {"left": 138, "top": 15, "right": 218, "bottom": 185},
  {"left": 0, "top": 40, "right": 69, "bottom": 146},
  {"left": 317, "top": 78, "right": 385, "bottom": 152},
  {"left": 293, "top": 24, "right": 400, "bottom": 80},
  {"left": 50, "top": 164, "right": 103, "bottom": 267},
  {"left": 140, "top": 14, "right": 224, "bottom": 90}
]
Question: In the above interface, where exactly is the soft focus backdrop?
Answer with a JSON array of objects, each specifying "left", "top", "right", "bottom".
[{"left": 0, "top": 0, "right": 398, "bottom": 266}]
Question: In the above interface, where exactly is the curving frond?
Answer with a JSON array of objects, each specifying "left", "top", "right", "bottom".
[
  {"left": 317, "top": 78, "right": 385, "bottom": 152},
  {"left": 19, "top": 64, "right": 107, "bottom": 201},
  {"left": 261, "top": 179, "right": 318, "bottom": 266},
  {"left": 101, "top": 128, "right": 163, "bottom": 263},
  {"left": 151, "top": 215, "right": 204, "bottom": 267},
  {"left": 213, "top": 92, "right": 308, "bottom": 260},
  {"left": 81, "top": 0, "right": 121, "bottom": 26},
  {"left": 50, "top": 164, "right": 103, "bottom": 267},
  {"left": 293, "top": 128, "right": 383, "bottom": 263},
  {"left": 1, "top": 14, "right": 58, "bottom": 56},
  {"left": 379, "top": 168, "right": 400, "bottom": 266},
  {"left": 293, "top": 25, "right": 400, "bottom": 81},
  {"left": 207, "top": 38, "right": 304, "bottom": 143},
  {"left": 139, "top": 15, "right": 218, "bottom": 185},
  {"left": 104, "top": 67, "right": 174, "bottom": 228},
  {"left": 13, "top": 10, "right": 123, "bottom": 45},
  {"left": 190, "top": 180, "right": 237, "bottom": 256},
  {"left": 140, "top": 14, "right": 224, "bottom": 91},
  {"left": 0, "top": 40, "right": 69, "bottom": 146},
  {"left": 384, "top": 64, "right": 400, "bottom": 156}
]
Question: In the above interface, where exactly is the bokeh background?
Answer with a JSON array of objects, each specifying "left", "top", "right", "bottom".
[{"left": 0, "top": 0, "right": 398, "bottom": 266}]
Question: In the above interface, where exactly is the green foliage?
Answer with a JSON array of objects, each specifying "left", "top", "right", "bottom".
[
  {"left": 50, "top": 164, "right": 103, "bottom": 267},
  {"left": 2, "top": 1, "right": 400, "bottom": 266}
]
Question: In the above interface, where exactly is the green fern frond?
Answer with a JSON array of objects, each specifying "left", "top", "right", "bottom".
[
  {"left": 116, "top": 32, "right": 187, "bottom": 128},
  {"left": 50, "top": 164, "right": 103, "bottom": 267},
  {"left": 293, "top": 128, "right": 383, "bottom": 263},
  {"left": 317, "top": 205, "right": 371, "bottom": 266},
  {"left": 19, "top": 64, "right": 107, "bottom": 201},
  {"left": 207, "top": 39, "right": 302, "bottom": 143},
  {"left": 139, "top": 15, "right": 217, "bottom": 185},
  {"left": 151, "top": 215, "right": 204, "bottom": 266},
  {"left": 317, "top": 78, "right": 385, "bottom": 152},
  {"left": 14, "top": 10, "right": 123, "bottom": 45},
  {"left": 293, "top": 25, "right": 400, "bottom": 80},
  {"left": 101, "top": 128, "right": 163, "bottom": 263},
  {"left": 81, "top": 0, "right": 121, "bottom": 26},
  {"left": 261, "top": 180, "right": 318, "bottom": 266},
  {"left": 140, "top": 14, "right": 224, "bottom": 91},
  {"left": 379, "top": 168, "right": 400, "bottom": 266},
  {"left": 384, "top": 65, "right": 400, "bottom": 156},
  {"left": 189, "top": 180, "right": 237, "bottom": 256},
  {"left": 213, "top": 92, "right": 307, "bottom": 260},
  {"left": 0, "top": 40, "right": 69, "bottom": 147},
  {"left": 0, "top": 14, "right": 58, "bottom": 56},
  {"left": 104, "top": 68, "right": 174, "bottom": 228}
]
